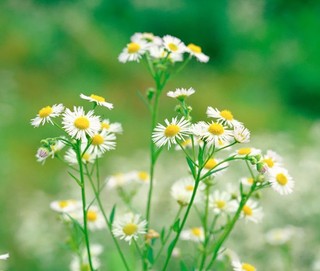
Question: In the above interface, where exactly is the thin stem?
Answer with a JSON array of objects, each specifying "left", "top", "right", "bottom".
[
  {"left": 75, "top": 141, "right": 94, "bottom": 271},
  {"left": 84, "top": 164, "right": 131, "bottom": 271}
]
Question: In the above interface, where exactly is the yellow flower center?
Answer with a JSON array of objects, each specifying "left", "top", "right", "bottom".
[
  {"left": 138, "top": 171, "right": 149, "bottom": 182},
  {"left": 191, "top": 227, "right": 202, "bottom": 237},
  {"left": 168, "top": 43, "right": 178, "bottom": 52},
  {"left": 58, "top": 201, "right": 69, "bottom": 208},
  {"left": 242, "top": 263, "right": 256, "bottom": 271},
  {"left": 237, "top": 148, "right": 252, "bottom": 155},
  {"left": 215, "top": 200, "right": 226, "bottom": 209},
  {"left": 123, "top": 223, "right": 138, "bottom": 236},
  {"left": 181, "top": 139, "right": 192, "bottom": 147},
  {"left": 204, "top": 158, "right": 217, "bottom": 170},
  {"left": 90, "top": 94, "right": 105, "bottom": 102},
  {"left": 185, "top": 185, "right": 194, "bottom": 191},
  {"left": 276, "top": 173, "right": 288, "bottom": 186},
  {"left": 264, "top": 158, "right": 274, "bottom": 168},
  {"left": 39, "top": 106, "right": 53, "bottom": 118},
  {"left": 101, "top": 122, "right": 110, "bottom": 130},
  {"left": 87, "top": 210, "right": 98, "bottom": 222},
  {"left": 82, "top": 153, "right": 91, "bottom": 161},
  {"left": 92, "top": 134, "right": 104, "bottom": 146},
  {"left": 187, "top": 43, "right": 202, "bottom": 53},
  {"left": 220, "top": 110, "right": 233, "bottom": 121},
  {"left": 74, "top": 117, "right": 90, "bottom": 130},
  {"left": 242, "top": 205, "right": 253, "bottom": 216},
  {"left": 127, "top": 42, "right": 141, "bottom": 53},
  {"left": 247, "top": 177, "right": 254, "bottom": 184},
  {"left": 164, "top": 124, "right": 180, "bottom": 137},
  {"left": 208, "top": 123, "right": 224, "bottom": 136}
]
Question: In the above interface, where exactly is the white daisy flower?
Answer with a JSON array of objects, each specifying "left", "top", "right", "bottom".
[
  {"left": 112, "top": 213, "right": 147, "bottom": 245},
  {"left": 132, "top": 171, "right": 150, "bottom": 184},
  {"left": 70, "top": 244, "right": 103, "bottom": 271},
  {"left": 171, "top": 177, "right": 204, "bottom": 206},
  {"left": 80, "top": 93, "right": 113, "bottom": 109},
  {"left": 234, "top": 147, "right": 261, "bottom": 158},
  {"left": 106, "top": 172, "right": 134, "bottom": 189},
  {"left": 206, "top": 107, "right": 241, "bottom": 127},
  {"left": 193, "top": 121, "right": 234, "bottom": 146},
  {"left": 50, "top": 199, "right": 82, "bottom": 213},
  {"left": 265, "top": 226, "right": 295, "bottom": 246},
  {"left": 240, "top": 177, "right": 255, "bottom": 187},
  {"left": 186, "top": 43, "right": 209, "bottom": 63},
  {"left": 86, "top": 206, "right": 106, "bottom": 231},
  {"left": 131, "top": 32, "right": 162, "bottom": 46},
  {"left": 180, "top": 227, "right": 204, "bottom": 243},
  {"left": 167, "top": 87, "right": 195, "bottom": 100},
  {"left": 267, "top": 167, "right": 294, "bottom": 195},
  {"left": 162, "top": 35, "right": 187, "bottom": 54},
  {"left": 239, "top": 199, "right": 263, "bottom": 223},
  {"left": 88, "top": 131, "right": 116, "bottom": 155},
  {"left": 149, "top": 45, "right": 183, "bottom": 62},
  {"left": 31, "top": 103, "right": 64, "bottom": 127},
  {"left": 101, "top": 119, "right": 123, "bottom": 134},
  {"left": 62, "top": 106, "right": 101, "bottom": 141},
  {"left": 234, "top": 125, "right": 251, "bottom": 143},
  {"left": 232, "top": 260, "right": 256, "bottom": 271},
  {"left": 0, "top": 253, "right": 9, "bottom": 260},
  {"left": 202, "top": 157, "right": 229, "bottom": 178},
  {"left": 64, "top": 143, "right": 97, "bottom": 165},
  {"left": 209, "top": 190, "right": 232, "bottom": 214},
  {"left": 118, "top": 40, "right": 149, "bottom": 63},
  {"left": 152, "top": 117, "right": 191, "bottom": 149},
  {"left": 262, "top": 150, "right": 283, "bottom": 169}
]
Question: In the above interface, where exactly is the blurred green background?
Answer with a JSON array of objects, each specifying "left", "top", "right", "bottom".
[{"left": 1, "top": 0, "right": 320, "bottom": 270}]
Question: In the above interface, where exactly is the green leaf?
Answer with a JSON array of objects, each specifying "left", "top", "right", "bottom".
[
  {"left": 172, "top": 218, "right": 180, "bottom": 232},
  {"left": 146, "top": 87, "right": 155, "bottom": 101},
  {"left": 167, "top": 239, "right": 176, "bottom": 256},
  {"left": 160, "top": 227, "right": 166, "bottom": 244},
  {"left": 186, "top": 157, "right": 196, "bottom": 178},
  {"left": 109, "top": 204, "right": 116, "bottom": 224},
  {"left": 147, "top": 246, "right": 154, "bottom": 264},
  {"left": 67, "top": 171, "right": 82, "bottom": 187},
  {"left": 180, "top": 261, "right": 189, "bottom": 271}
]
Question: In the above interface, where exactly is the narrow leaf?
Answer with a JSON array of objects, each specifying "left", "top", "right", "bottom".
[
  {"left": 172, "top": 218, "right": 180, "bottom": 232},
  {"left": 147, "top": 246, "right": 154, "bottom": 264},
  {"left": 167, "top": 239, "right": 176, "bottom": 256},
  {"left": 186, "top": 156, "right": 196, "bottom": 178},
  {"left": 160, "top": 227, "right": 166, "bottom": 244},
  {"left": 109, "top": 204, "right": 117, "bottom": 224},
  {"left": 67, "top": 171, "right": 82, "bottom": 187}
]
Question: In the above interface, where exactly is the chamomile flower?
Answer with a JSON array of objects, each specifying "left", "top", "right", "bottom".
[
  {"left": 235, "top": 147, "right": 261, "bottom": 158},
  {"left": 262, "top": 150, "right": 283, "bottom": 169},
  {"left": 50, "top": 199, "right": 82, "bottom": 213},
  {"left": 268, "top": 167, "right": 294, "bottom": 195},
  {"left": 171, "top": 177, "right": 204, "bottom": 206},
  {"left": 238, "top": 199, "right": 263, "bottom": 223},
  {"left": 88, "top": 131, "right": 116, "bottom": 155},
  {"left": 240, "top": 177, "right": 255, "bottom": 187},
  {"left": 193, "top": 121, "right": 234, "bottom": 146},
  {"left": 106, "top": 173, "right": 133, "bottom": 189},
  {"left": 132, "top": 171, "right": 150, "bottom": 184},
  {"left": 167, "top": 87, "right": 195, "bottom": 101},
  {"left": 232, "top": 260, "right": 257, "bottom": 271},
  {"left": 31, "top": 103, "right": 64, "bottom": 127},
  {"left": 186, "top": 43, "right": 209, "bottom": 63},
  {"left": 234, "top": 125, "right": 251, "bottom": 143},
  {"left": 162, "top": 35, "right": 187, "bottom": 54},
  {"left": 149, "top": 46, "right": 183, "bottom": 62},
  {"left": 80, "top": 93, "right": 113, "bottom": 109},
  {"left": 209, "top": 190, "right": 232, "bottom": 214},
  {"left": 118, "top": 40, "right": 149, "bottom": 63},
  {"left": 64, "top": 144, "right": 97, "bottom": 165},
  {"left": 112, "top": 213, "right": 147, "bottom": 245},
  {"left": 152, "top": 117, "right": 191, "bottom": 149},
  {"left": 0, "top": 253, "right": 9, "bottom": 260},
  {"left": 85, "top": 206, "right": 106, "bottom": 231},
  {"left": 202, "top": 157, "right": 229, "bottom": 178},
  {"left": 131, "top": 32, "right": 162, "bottom": 46},
  {"left": 265, "top": 226, "right": 295, "bottom": 245},
  {"left": 206, "top": 107, "right": 241, "bottom": 127},
  {"left": 62, "top": 106, "right": 100, "bottom": 141},
  {"left": 180, "top": 227, "right": 204, "bottom": 243},
  {"left": 100, "top": 119, "right": 123, "bottom": 134}
]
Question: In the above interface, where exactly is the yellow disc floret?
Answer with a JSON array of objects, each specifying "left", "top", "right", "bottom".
[
  {"left": 168, "top": 43, "right": 178, "bottom": 52},
  {"left": 138, "top": 171, "right": 149, "bottom": 182},
  {"left": 58, "top": 201, "right": 69, "bottom": 208},
  {"left": 242, "top": 263, "right": 256, "bottom": 271},
  {"left": 90, "top": 94, "right": 105, "bottom": 102},
  {"left": 237, "top": 148, "right": 252, "bottom": 155},
  {"left": 191, "top": 227, "right": 202, "bottom": 237},
  {"left": 39, "top": 106, "right": 53, "bottom": 118},
  {"left": 74, "top": 117, "right": 90, "bottom": 130},
  {"left": 123, "top": 223, "right": 138, "bottom": 236},
  {"left": 92, "top": 134, "right": 104, "bottom": 146},
  {"left": 127, "top": 42, "right": 141, "bottom": 53},
  {"left": 164, "top": 124, "right": 180, "bottom": 137},
  {"left": 220, "top": 110, "right": 233, "bottom": 121},
  {"left": 216, "top": 200, "right": 226, "bottom": 209},
  {"left": 242, "top": 205, "right": 253, "bottom": 216},
  {"left": 185, "top": 185, "right": 194, "bottom": 191},
  {"left": 101, "top": 122, "right": 110, "bottom": 130},
  {"left": 87, "top": 210, "right": 98, "bottom": 222},
  {"left": 208, "top": 123, "right": 224, "bottom": 136},
  {"left": 264, "top": 158, "right": 274, "bottom": 168},
  {"left": 276, "top": 173, "right": 288, "bottom": 186},
  {"left": 187, "top": 43, "right": 202, "bottom": 53},
  {"left": 204, "top": 158, "right": 217, "bottom": 170}
]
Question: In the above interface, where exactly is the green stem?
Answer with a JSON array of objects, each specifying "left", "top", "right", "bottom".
[
  {"left": 75, "top": 141, "right": 95, "bottom": 271},
  {"left": 84, "top": 164, "right": 131, "bottom": 271}
]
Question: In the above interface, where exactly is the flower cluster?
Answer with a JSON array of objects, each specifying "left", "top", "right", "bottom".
[{"left": 118, "top": 32, "right": 209, "bottom": 64}]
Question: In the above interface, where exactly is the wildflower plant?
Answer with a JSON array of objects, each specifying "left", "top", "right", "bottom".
[{"left": 31, "top": 32, "right": 294, "bottom": 271}]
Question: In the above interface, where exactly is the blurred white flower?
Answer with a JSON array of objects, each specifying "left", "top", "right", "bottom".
[
  {"left": 80, "top": 93, "right": 113, "bottom": 109},
  {"left": 186, "top": 43, "right": 209, "bottom": 63},
  {"left": 180, "top": 227, "right": 204, "bottom": 243}
]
